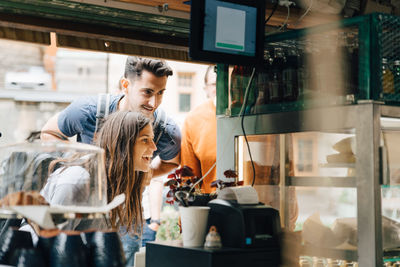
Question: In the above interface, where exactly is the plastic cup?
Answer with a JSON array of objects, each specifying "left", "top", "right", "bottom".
[{"left": 179, "top": 206, "right": 210, "bottom": 247}]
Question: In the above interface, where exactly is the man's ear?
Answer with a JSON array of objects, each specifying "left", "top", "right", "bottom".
[{"left": 121, "top": 78, "right": 130, "bottom": 93}]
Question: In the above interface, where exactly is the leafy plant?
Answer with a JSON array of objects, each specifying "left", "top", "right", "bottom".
[
  {"left": 164, "top": 165, "right": 201, "bottom": 205},
  {"left": 210, "top": 169, "right": 243, "bottom": 189}
]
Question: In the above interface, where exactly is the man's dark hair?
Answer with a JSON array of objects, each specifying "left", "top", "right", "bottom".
[
  {"left": 124, "top": 56, "right": 173, "bottom": 81},
  {"left": 204, "top": 65, "right": 216, "bottom": 85}
]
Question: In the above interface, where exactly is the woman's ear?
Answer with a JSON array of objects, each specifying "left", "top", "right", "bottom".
[{"left": 121, "top": 78, "right": 130, "bottom": 94}]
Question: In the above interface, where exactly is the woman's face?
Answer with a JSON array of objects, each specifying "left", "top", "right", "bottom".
[{"left": 134, "top": 124, "right": 157, "bottom": 171}]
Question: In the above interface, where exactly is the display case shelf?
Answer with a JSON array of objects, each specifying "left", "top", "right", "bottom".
[
  {"left": 319, "top": 163, "right": 355, "bottom": 169},
  {"left": 287, "top": 176, "right": 356, "bottom": 187},
  {"left": 301, "top": 245, "right": 400, "bottom": 262},
  {"left": 301, "top": 245, "right": 358, "bottom": 262}
]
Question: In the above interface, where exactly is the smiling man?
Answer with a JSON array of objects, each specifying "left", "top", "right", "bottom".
[{"left": 40, "top": 57, "right": 181, "bottom": 265}]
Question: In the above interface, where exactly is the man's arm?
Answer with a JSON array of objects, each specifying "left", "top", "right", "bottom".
[
  {"left": 146, "top": 177, "right": 164, "bottom": 231},
  {"left": 151, "top": 153, "right": 180, "bottom": 178},
  {"left": 147, "top": 154, "right": 180, "bottom": 232},
  {"left": 40, "top": 113, "right": 68, "bottom": 141}
]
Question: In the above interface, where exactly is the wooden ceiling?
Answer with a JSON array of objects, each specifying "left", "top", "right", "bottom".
[
  {"left": 0, "top": 0, "right": 345, "bottom": 61},
  {"left": 117, "top": 0, "right": 190, "bottom": 12},
  {"left": 116, "top": 0, "right": 343, "bottom": 29}
]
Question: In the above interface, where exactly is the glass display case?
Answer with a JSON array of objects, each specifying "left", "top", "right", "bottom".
[
  {"left": 214, "top": 12, "right": 400, "bottom": 267},
  {"left": 0, "top": 140, "right": 107, "bottom": 217},
  {"left": 216, "top": 103, "right": 400, "bottom": 266}
]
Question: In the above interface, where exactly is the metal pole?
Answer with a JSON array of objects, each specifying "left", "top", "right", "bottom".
[{"left": 356, "top": 103, "right": 383, "bottom": 266}]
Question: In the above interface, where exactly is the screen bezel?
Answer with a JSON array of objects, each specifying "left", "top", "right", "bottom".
[{"left": 189, "top": 0, "right": 266, "bottom": 66}]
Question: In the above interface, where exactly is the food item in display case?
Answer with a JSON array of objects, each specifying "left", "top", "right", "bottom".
[
  {"left": 332, "top": 216, "right": 400, "bottom": 249},
  {"left": 303, "top": 214, "right": 400, "bottom": 249},
  {"left": 302, "top": 213, "right": 343, "bottom": 248},
  {"left": 327, "top": 137, "right": 356, "bottom": 164},
  {"left": 0, "top": 191, "right": 48, "bottom": 206},
  {"left": 333, "top": 137, "right": 355, "bottom": 154},
  {"left": 326, "top": 153, "right": 356, "bottom": 164},
  {"left": 331, "top": 217, "right": 357, "bottom": 246}
]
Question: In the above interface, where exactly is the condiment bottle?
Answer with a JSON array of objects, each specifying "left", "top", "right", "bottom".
[{"left": 382, "top": 58, "right": 395, "bottom": 94}]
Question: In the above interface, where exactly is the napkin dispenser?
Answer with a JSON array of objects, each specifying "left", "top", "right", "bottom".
[{"left": 207, "top": 198, "right": 281, "bottom": 249}]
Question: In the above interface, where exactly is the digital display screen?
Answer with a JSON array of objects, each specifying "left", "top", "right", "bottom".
[
  {"left": 203, "top": 0, "right": 257, "bottom": 56},
  {"left": 189, "top": 0, "right": 265, "bottom": 66}
]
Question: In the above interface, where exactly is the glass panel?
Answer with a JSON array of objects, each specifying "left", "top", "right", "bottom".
[
  {"left": 293, "top": 132, "right": 356, "bottom": 178},
  {"left": 236, "top": 132, "right": 358, "bottom": 264},
  {"left": 296, "top": 186, "right": 358, "bottom": 265},
  {"left": 381, "top": 117, "right": 400, "bottom": 261},
  {"left": 237, "top": 134, "right": 280, "bottom": 185},
  {"left": 0, "top": 141, "right": 107, "bottom": 208},
  {"left": 237, "top": 131, "right": 356, "bottom": 181}
]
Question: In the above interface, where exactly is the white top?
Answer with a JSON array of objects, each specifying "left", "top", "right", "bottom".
[{"left": 41, "top": 166, "right": 90, "bottom": 206}]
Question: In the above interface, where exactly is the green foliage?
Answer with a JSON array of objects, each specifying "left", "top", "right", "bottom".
[{"left": 156, "top": 206, "right": 181, "bottom": 241}]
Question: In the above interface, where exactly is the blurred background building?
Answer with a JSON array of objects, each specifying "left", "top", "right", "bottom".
[{"left": 0, "top": 37, "right": 209, "bottom": 145}]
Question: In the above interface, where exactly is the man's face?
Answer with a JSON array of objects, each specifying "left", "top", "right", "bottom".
[
  {"left": 204, "top": 69, "right": 217, "bottom": 99},
  {"left": 124, "top": 70, "right": 167, "bottom": 118}
]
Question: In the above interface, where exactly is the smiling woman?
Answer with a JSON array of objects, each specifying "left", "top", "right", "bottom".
[
  {"left": 95, "top": 111, "right": 157, "bottom": 233},
  {"left": 40, "top": 111, "right": 156, "bottom": 234}
]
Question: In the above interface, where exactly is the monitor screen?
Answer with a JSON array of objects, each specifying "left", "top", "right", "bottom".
[{"left": 190, "top": 0, "right": 265, "bottom": 66}]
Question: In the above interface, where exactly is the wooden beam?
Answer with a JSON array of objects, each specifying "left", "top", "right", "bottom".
[{"left": 117, "top": 0, "right": 190, "bottom": 12}]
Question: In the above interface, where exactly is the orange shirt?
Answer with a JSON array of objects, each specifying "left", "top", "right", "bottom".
[{"left": 181, "top": 99, "right": 216, "bottom": 193}]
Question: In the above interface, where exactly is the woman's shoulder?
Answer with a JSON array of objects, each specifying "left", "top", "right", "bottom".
[{"left": 48, "top": 166, "right": 90, "bottom": 185}]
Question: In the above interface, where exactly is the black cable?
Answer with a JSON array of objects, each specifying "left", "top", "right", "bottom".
[
  {"left": 240, "top": 68, "right": 257, "bottom": 187},
  {"left": 265, "top": 1, "right": 279, "bottom": 25}
]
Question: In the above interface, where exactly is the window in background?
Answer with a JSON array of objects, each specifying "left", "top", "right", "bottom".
[
  {"left": 179, "top": 93, "right": 191, "bottom": 112},
  {"left": 178, "top": 73, "right": 193, "bottom": 87}
]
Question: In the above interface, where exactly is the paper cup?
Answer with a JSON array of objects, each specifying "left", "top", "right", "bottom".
[{"left": 179, "top": 206, "right": 210, "bottom": 247}]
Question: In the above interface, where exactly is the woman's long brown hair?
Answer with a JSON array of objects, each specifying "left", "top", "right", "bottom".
[{"left": 96, "top": 111, "right": 150, "bottom": 234}]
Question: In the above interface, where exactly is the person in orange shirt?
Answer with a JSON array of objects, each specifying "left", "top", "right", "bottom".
[{"left": 180, "top": 65, "right": 217, "bottom": 193}]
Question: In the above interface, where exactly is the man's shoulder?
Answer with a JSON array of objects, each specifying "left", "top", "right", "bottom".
[
  {"left": 59, "top": 96, "right": 98, "bottom": 122},
  {"left": 68, "top": 94, "right": 122, "bottom": 113},
  {"left": 153, "top": 108, "right": 181, "bottom": 160},
  {"left": 66, "top": 95, "right": 97, "bottom": 114},
  {"left": 154, "top": 108, "right": 178, "bottom": 129},
  {"left": 156, "top": 109, "right": 180, "bottom": 139}
]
